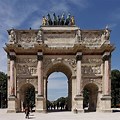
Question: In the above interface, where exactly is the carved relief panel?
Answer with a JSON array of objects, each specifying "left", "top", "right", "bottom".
[
  {"left": 44, "top": 32, "right": 76, "bottom": 45},
  {"left": 16, "top": 55, "right": 37, "bottom": 76},
  {"left": 43, "top": 56, "right": 76, "bottom": 75},
  {"left": 82, "top": 56, "right": 102, "bottom": 76},
  {"left": 81, "top": 32, "right": 102, "bottom": 47}
]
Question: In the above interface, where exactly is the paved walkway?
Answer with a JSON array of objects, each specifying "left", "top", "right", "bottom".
[{"left": 0, "top": 109, "right": 120, "bottom": 120}]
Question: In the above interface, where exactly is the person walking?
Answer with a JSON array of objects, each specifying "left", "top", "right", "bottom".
[{"left": 25, "top": 105, "right": 30, "bottom": 119}]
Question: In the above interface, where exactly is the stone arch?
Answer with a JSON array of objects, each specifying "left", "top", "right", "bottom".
[
  {"left": 83, "top": 81, "right": 101, "bottom": 92},
  {"left": 44, "top": 61, "right": 73, "bottom": 111},
  {"left": 44, "top": 60, "right": 75, "bottom": 79},
  {"left": 19, "top": 83, "right": 35, "bottom": 112},
  {"left": 83, "top": 83, "right": 98, "bottom": 112}
]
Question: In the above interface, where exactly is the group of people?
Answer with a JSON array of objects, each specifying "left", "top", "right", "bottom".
[
  {"left": 42, "top": 13, "right": 75, "bottom": 26},
  {"left": 47, "top": 101, "right": 68, "bottom": 111}
]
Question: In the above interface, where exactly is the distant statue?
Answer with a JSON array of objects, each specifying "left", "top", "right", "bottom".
[
  {"left": 60, "top": 13, "right": 65, "bottom": 25},
  {"left": 76, "top": 29, "right": 81, "bottom": 42},
  {"left": 47, "top": 13, "right": 53, "bottom": 25},
  {"left": 36, "top": 29, "right": 42, "bottom": 42},
  {"left": 70, "top": 16, "right": 75, "bottom": 25},
  {"left": 101, "top": 26, "right": 110, "bottom": 41},
  {"left": 42, "top": 16, "right": 47, "bottom": 25},
  {"left": 57, "top": 15, "right": 61, "bottom": 25},
  {"left": 65, "top": 14, "right": 71, "bottom": 25},
  {"left": 53, "top": 13, "right": 57, "bottom": 25},
  {"left": 9, "top": 29, "right": 16, "bottom": 43}
]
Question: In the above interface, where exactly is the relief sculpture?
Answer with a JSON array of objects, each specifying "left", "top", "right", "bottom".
[
  {"left": 82, "top": 65, "right": 101, "bottom": 75},
  {"left": 18, "top": 32, "right": 36, "bottom": 43},
  {"left": 17, "top": 64, "right": 37, "bottom": 75},
  {"left": 16, "top": 58, "right": 37, "bottom": 75}
]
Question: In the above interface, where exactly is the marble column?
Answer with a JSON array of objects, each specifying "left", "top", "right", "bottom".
[
  {"left": 9, "top": 52, "right": 16, "bottom": 96},
  {"left": 37, "top": 52, "right": 43, "bottom": 96},
  {"left": 76, "top": 52, "right": 82, "bottom": 96},
  {"left": 102, "top": 52, "right": 110, "bottom": 95}
]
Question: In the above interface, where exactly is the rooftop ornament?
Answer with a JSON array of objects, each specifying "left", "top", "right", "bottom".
[{"left": 42, "top": 13, "right": 75, "bottom": 26}]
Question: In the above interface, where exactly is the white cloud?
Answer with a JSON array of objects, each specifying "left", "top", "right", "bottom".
[
  {"left": 50, "top": 1, "right": 69, "bottom": 13},
  {"left": 69, "top": 0, "right": 89, "bottom": 8}
]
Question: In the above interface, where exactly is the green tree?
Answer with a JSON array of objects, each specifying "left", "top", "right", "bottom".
[
  {"left": 0, "top": 72, "right": 7, "bottom": 108},
  {"left": 111, "top": 69, "right": 120, "bottom": 107}
]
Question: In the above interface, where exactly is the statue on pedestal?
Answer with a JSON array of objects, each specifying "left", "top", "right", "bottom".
[
  {"left": 65, "top": 14, "right": 71, "bottom": 25},
  {"left": 60, "top": 13, "right": 65, "bottom": 25},
  {"left": 53, "top": 13, "right": 57, "bottom": 25},
  {"left": 70, "top": 16, "right": 75, "bottom": 25},
  {"left": 42, "top": 16, "right": 47, "bottom": 25},
  {"left": 101, "top": 26, "right": 110, "bottom": 41},
  {"left": 36, "top": 29, "right": 42, "bottom": 42},
  {"left": 9, "top": 29, "right": 16, "bottom": 43},
  {"left": 57, "top": 15, "right": 61, "bottom": 25},
  {"left": 47, "top": 13, "right": 53, "bottom": 25}
]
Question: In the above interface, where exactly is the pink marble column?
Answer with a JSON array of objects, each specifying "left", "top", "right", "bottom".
[
  {"left": 37, "top": 52, "right": 43, "bottom": 96},
  {"left": 9, "top": 52, "right": 16, "bottom": 96},
  {"left": 103, "top": 52, "right": 110, "bottom": 95},
  {"left": 76, "top": 52, "right": 82, "bottom": 96}
]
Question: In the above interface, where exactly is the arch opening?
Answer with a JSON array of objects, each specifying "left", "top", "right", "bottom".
[
  {"left": 83, "top": 83, "right": 98, "bottom": 112},
  {"left": 46, "top": 63, "right": 72, "bottom": 112},
  {"left": 19, "top": 83, "right": 35, "bottom": 112}
]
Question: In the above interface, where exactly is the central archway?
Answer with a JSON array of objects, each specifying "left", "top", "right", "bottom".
[{"left": 45, "top": 62, "right": 73, "bottom": 112}]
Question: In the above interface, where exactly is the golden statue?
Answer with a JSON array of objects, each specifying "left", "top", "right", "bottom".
[
  {"left": 70, "top": 16, "right": 75, "bottom": 25},
  {"left": 42, "top": 16, "right": 47, "bottom": 25}
]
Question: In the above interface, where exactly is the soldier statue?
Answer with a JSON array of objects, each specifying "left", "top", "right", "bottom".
[
  {"left": 60, "top": 13, "right": 65, "bottom": 25},
  {"left": 42, "top": 16, "right": 47, "bottom": 25},
  {"left": 53, "top": 13, "right": 57, "bottom": 25},
  {"left": 65, "top": 14, "right": 71, "bottom": 25},
  {"left": 47, "top": 13, "right": 53, "bottom": 25},
  {"left": 70, "top": 16, "right": 75, "bottom": 25},
  {"left": 9, "top": 29, "right": 16, "bottom": 43}
]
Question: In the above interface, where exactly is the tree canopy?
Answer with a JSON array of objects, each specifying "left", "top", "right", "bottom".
[
  {"left": 0, "top": 71, "right": 7, "bottom": 108},
  {"left": 111, "top": 69, "right": 120, "bottom": 107}
]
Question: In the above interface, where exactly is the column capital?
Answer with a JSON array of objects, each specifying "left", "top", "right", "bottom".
[
  {"left": 76, "top": 52, "right": 82, "bottom": 61},
  {"left": 102, "top": 52, "right": 111, "bottom": 61},
  {"left": 37, "top": 52, "right": 43, "bottom": 60},
  {"left": 9, "top": 52, "right": 16, "bottom": 60}
]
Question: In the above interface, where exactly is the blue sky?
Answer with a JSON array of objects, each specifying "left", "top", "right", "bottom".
[{"left": 0, "top": 0, "right": 120, "bottom": 100}]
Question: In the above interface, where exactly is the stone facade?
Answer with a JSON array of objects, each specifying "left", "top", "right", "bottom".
[{"left": 4, "top": 25, "right": 114, "bottom": 113}]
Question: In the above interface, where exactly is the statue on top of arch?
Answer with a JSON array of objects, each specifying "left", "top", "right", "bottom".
[
  {"left": 42, "top": 13, "right": 75, "bottom": 26},
  {"left": 101, "top": 25, "right": 110, "bottom": 41}
]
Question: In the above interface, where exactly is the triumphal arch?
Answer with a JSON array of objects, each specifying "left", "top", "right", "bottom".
[{"left": 4, "top": 14, "right": 114, "bottom": 113}]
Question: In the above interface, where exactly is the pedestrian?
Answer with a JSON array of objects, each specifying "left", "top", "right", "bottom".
[{"left": 25, "top": 105, "right": 30, "bottom": 119}]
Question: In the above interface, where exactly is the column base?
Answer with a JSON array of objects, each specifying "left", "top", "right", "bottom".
[
  {"left": 35, "top": 95, "right": 45, "bottom": 113},
  {"left": 73, "top": 95, "right": 84, "bottom": 113},
  {"left": 101, "top": 95, "right": 112, "bottom": 112},
  {"left": 7, "top": 95, "right": 17, "bottom": 113}
]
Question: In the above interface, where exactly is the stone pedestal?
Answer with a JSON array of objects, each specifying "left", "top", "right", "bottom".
[
  {"left": 7, "top": 95, "right": 17, "bottom": 113},
  {"left": 101, "top": 95, "right": 112, "bottom": 112},
  {"left": 36, "top": 95, "right": 46, "bottom": 113},
  {"left": 74, "top": 95, "right": 84, "bottom": 113}
]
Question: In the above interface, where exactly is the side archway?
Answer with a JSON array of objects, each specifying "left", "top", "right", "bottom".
[
  {"left": 83, "top": 83, "right": 98, "bottom": 112},
  {"left": 19, "top": 83, "right": 35, "bottom": 112}
]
